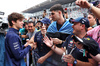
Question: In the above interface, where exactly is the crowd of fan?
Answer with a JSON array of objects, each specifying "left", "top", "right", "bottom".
[{"left": 1, "top": 0, "right": 100, "bottom": 66}]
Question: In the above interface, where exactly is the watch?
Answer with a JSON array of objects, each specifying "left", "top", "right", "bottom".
[{"left": 73, "top": 59, "right": 77, "bottom": 65}]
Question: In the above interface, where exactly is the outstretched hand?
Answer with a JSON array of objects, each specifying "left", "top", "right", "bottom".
[{"left": 43, "top": 36, "right": 53, "bottom": 48}]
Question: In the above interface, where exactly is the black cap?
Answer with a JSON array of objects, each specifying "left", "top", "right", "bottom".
[{"left": 72, "top": 35, "right": 99, "bottom": 56}]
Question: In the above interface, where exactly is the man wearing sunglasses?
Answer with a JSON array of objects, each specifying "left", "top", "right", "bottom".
[{"left": 44, "top": 17, "right": 98, "bottom": 66}]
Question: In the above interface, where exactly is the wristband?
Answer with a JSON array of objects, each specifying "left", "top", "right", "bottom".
[
  {"left": 51, "top": 45, "right": 56, "bottom": 49},
  {"left": 88, "top": 4, "right": 93, "bottom": 11}
]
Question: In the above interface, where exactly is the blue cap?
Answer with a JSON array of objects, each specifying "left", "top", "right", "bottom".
[
  {"left": 71, "top": 17, "right": 90, "bottom": 28},
  {"left": 41, "top": 17, "right": 51, "bottom": 24}
]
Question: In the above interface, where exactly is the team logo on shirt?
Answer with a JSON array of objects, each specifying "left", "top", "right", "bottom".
[
  {"left": 70, "top": 40, "right": 73, "bottom": 43},
  {"left": 68, "top": 40, "right": 73, "bottom": 48},
  {"left": 79, "top": 49, "right": 84, "bottom": 53},
  {"left": 37, "top": 36, "right": 41, "bottom": 40}
]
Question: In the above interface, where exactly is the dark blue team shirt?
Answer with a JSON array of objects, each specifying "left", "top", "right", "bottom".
[
  {"left": 5, "top": 28, "right": 31, "bottom": 66},
  {"left": 34, "top": 31, "right": 51, "bottom": 57},
  {"left": 62, "top": 34, "right": 94, "bottom": 66}
]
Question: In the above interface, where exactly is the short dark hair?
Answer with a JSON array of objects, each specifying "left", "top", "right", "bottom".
[
  {"left": 28, "top": 21, "right": 35, "bottom": 26},
  {"left": 50, "top": 4, "right": 64, "bottom": 13},
  {"left": 8, "top": 12, "right": 24, "bottom": 26},
  {"left": 88, "top": 13, "right": 96, "bottom": 18},
  {"left": 23, "top": 22, "right": 28, "bottom": 27}
]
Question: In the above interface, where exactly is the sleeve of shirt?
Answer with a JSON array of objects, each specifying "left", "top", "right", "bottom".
[
  {"left": 19, "top": 28, "right": 24, "bottom": 34},
  {"left": 62, "top": 34, "right": 73, "bottom": 49},
  {"left": 34, "top": 30, "right": 37, "bottom": 35},
  {"left": 8, "top": 35, "right": 31, "bottom": 60},
  {"left": 26, "top": 33, "right": 29, "bottom": 37},
  {"left": 62, "top": 36, "right": 69, "bottom": 48},
  {"left": 87, "top": 29, "right": 94, "bottom": 37}
]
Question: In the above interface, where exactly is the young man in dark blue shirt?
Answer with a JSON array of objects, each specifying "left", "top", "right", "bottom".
[
  {"left": 5, "top": 12, "right": 34, "bottom": 66},
  {"left": 44, "top": 17, "right": 98, "bottom": 66}
]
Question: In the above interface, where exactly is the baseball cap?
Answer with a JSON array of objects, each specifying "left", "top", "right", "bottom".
[
  {"left": 72, "top": 35, "right": 99, "bottom": 56},
  {"left": 35, "top": 20, "right": 42, "bottom": 25},
  {"left": 72, "top": 35, "right": 99, "bottom": 50},
  {"left": 41, "top": 17, "right": 51, "bottom": 24},
  {"left": 72, "top": 35, "right": 97, "bottom": 46},
  {"left": 70, "top": 17, "right": 90, "bottom": 28}
]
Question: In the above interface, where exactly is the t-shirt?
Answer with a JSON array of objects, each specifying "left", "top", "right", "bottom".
[
  {"left": 34, "top": 31, "right": 51, "bottom": 57},
  {"left": 26, "top": 30, "right": 37, "bottom": 39},
  {"left": 62, "top": 34, "right": 93, "bottom": 66},
  {"left": 19, "top": 28, "right": 28, "bottom": 44},
  {"left": 46, "top": 19, "right": 73, "bottom": 66}
]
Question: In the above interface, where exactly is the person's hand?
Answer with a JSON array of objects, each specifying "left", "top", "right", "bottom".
[
  {"left": 37, "top": 56, "right": 46, "bottom": 64},
  {"left": 52, "top": 38, "right": 62, "bottom": 44},
  {"left": 43, "top": 36, "right": 53, "bottom": 48},
  {"left": 75, "top": 0, "right": 91, "bottom": 8},
  {"left": 63, "top": 54, "right": 75, "bottom": 64},
  {"left": 24, "top": 43, "right": 29, "bottom": 47},
  {"left": 28, "top": 44, "right": 34, "bottom": 50},
  {"left": 27, "top": 40, "right": 34, "bottom": 44}
]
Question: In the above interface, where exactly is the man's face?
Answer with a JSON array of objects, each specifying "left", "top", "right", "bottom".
[
  {"left": 14, "top": 19, "right": 24, "bottom": 30},
  {"left": 41, "top": 23, "right": 49, "bottom": 29},
  {"left": 88, "top": 14, "right": 96, "bottom": 26},
  {"left": 28, "top": 23, "right": 35, "bottom": 32},
  {"left": 35, "top": 22, "right": 42, "bottom": 29},
  {"left": 72, "top": 22, "right": 82, "bottom": 35},
  {"left": 50, "top": 11, "right": 60, "bottom": 21}
]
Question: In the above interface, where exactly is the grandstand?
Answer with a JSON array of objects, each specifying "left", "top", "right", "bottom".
[{"left": 22, "top": 0, "right": 75, "bottom": 13}]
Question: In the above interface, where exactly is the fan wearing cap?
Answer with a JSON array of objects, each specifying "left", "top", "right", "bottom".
[
  {"left": 43, "top": 17, "right": 98, "bottom": 66},
  {"left": 32, "top": 17, "right": 52, "bottom": 66},
  {"left": 35, "top": 20, "right": 42, "bottom": 31}
]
